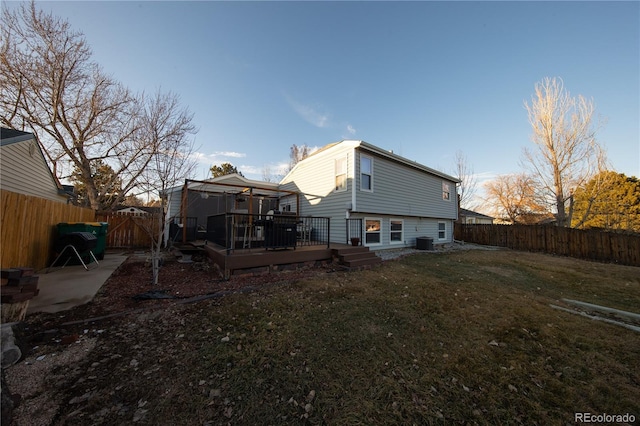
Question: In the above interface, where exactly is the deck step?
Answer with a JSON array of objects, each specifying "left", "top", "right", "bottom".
[
  {"left": 332, "top": 246, "right": 382, "bottom": 270},
  {"left": 340, "top": 251, "right": 377, "bottom": 262},
  {"left": 332, "top": 246, "right": 370, "bottom": 256},
  {"left": 342, "top": 257, "right": 383, "bottom": 268}
]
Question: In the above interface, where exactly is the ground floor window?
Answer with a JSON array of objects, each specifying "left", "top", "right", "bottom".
[
  {"left": 365, "top": 218, "right": 381, "bottom": 245},
  {"left": 390, "top": 219, "right": 403, "bottom": 243},
  {"left": 438, "top": 221, "right": 446, "bottom": 240}
]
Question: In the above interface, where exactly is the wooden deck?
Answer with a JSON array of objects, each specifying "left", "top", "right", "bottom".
[{"left": 201, "top": 241, "right": 347, "bottom": 278}]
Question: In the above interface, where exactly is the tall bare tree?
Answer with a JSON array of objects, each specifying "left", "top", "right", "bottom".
[
  {"left": 70, "top": 159, "right": 123, "bottom": 208},
  {"left": 523, "top": 77, "right": 607, "bottom": 227},
  {"left": 453, "top": 150, "right": 477, "bottom": 209},
  {"left": 0, "top": 2, "right": 174, "bottom": 211},
  {"left": 262, "top": 164, "right": 276, "bottom": 183},
  {"left": 287, "top": 144, "right": 310, "bottom": 172}
]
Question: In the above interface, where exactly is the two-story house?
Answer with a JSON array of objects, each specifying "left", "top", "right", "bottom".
[{"left": 278, "top": 140, "right": 460, "bottom": 249}]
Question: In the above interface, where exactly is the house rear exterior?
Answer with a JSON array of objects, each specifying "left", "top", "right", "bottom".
[{"left": 279, "top": 140, "right": 460, "bottom": 249}]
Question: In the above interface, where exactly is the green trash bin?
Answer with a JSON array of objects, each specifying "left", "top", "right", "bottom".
[{"left": 57, "top": 222, "right": 109, "bottom": 260}]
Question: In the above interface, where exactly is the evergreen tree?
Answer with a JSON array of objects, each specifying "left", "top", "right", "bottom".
[
  {"left": 71, "top": 160, "right": 123, "bottom": 209},
  {"left": 571, "top": 171, "right": 640, "bottom": 233},
  {"left": 210, "top": 162, "right": 243, "bottom": 178}
]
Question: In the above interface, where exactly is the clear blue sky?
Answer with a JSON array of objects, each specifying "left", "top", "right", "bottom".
[{"left": 26, "top": 1, "right": 640, "bottom": 189}]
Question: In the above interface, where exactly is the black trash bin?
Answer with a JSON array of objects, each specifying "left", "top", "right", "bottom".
[
  {"left": 54, "top": 231, "right": 98, "bottom": 264},
  {"left": 416, "top": 237, "right": 433, "bottom": 251},
  {"left": 56, "top": 222, "right": 108, "bottom": 259}
]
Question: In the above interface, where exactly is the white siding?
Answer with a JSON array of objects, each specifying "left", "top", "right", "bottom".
[
  {"left": 0, "top": 139, "right": 66, "bottom": 203},
  {"left": 165, "top": 188, "right": 183, "bottom": 221}
]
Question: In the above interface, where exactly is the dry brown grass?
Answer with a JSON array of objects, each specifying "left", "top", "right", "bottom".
[{"left": 13, "top": 249, "right": 640, "bottom": 425}]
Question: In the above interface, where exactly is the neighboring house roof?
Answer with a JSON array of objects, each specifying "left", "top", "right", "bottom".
[
  {"left": 1, "top": 128, "right": 35, "bottom": 144},
  {"left": 0, "top": 127, "right": 68, "bottom": 202},
  {"left": 113, "top": 205, "right": 163, "bottom": 214},
  {"left": 284, "top": 140, "right": 461, "bottom": 184},
  {"left": 459, "top": 208, "right": 494, "bottom": 220}
]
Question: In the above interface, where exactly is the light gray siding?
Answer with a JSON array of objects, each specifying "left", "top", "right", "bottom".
[
  {"left": 350, "top": 214, "right": 454, "bottom": 248},
  {"left": 0, "top": 138, "right": 66, "bottom": 203},
  {"left": 280, "top": 143, "right": 356, "bottom": 244},
  {"left": 278, "top": 141, "right": 458, "bottom": 248},
  {"left": 354, "top": 148, "right": 458, "bottom": 220}
]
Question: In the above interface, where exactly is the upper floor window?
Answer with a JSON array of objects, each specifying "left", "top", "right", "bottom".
[
  {"left": 361, "top": 155, "right": 373, "bottom": 191},
  {"left": 442, "top": 182, "right": 450, "bottom": 201},
  {"left": 335, "top": 157, "right": 347, "bottom": 191}
]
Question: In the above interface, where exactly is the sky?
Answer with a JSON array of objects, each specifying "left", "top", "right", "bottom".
[{"left": 15, "top": 1, "right": 640, "bottom": 201}]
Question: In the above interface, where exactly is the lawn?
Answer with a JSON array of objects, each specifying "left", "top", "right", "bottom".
[{"left": 9, "top": 248, "right": 640, "bottom": 425}]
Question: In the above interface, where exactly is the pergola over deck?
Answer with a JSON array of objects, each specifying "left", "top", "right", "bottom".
[{"left": 177, "top": 175, "right": 300, "bottom": 243}]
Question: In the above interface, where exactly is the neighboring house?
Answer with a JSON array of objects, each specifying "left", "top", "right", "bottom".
[
  {"left": 114, "top": 206, "right": 162, "bottom": 216},
  {"left": 279, "top": 140, "right": 460, "bottom": 249},
  {"left": 115, "top": 206, "right": 148, "bottom": 215},
  {"left": 459, "top": 208, "right": 494, "bottom": 224},
  {"left": 0, "top": 128, "right": 68, "bottom": 203}
]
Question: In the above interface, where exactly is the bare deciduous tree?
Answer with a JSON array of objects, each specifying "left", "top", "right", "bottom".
[
  {"left": 484, "top": 173, "right": 547, "bottom": 224},
  {"left": 523, "top": 77, "right": 607, "bottom": 227},
  {"left": 262, "top": 164, "right": 275, "bottom": 183},
  {"left": 453, "top": 150, "right": 477, "bottom": 209},
  {"left": 1, "top": 2, "right": 184, "bottom": 211},
  {"left": 287, "top": 144, "right": 310, "bottom": 172},
  {"left": 135, "top": 90, "right": 198, "bottom": 285}
]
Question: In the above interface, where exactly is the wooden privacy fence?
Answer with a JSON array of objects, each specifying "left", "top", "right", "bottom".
[
  {"left": 1, "top": 190, "right": 95, "bottom": 271},
  {"left": 1, "top": 190, "right": 163, "bottom": 270},
  {"left": 96, "top": 212, "right": 161, "bottom": 249},
  {"left": 454, "top": 223, "right": 640, "bottom": 267}
]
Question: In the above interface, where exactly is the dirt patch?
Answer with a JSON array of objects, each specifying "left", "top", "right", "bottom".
[{"left": 3, "top": 255, "right": 333, "bottom": 425}]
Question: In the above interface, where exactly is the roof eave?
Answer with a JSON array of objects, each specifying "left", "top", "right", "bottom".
[{"left": 356, "top": 141, "right": 461, "bottom": 183}]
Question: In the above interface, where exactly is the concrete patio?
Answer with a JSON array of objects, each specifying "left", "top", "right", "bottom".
[{"left": 27, "top": 252, "right": 129, "bottom": 314}]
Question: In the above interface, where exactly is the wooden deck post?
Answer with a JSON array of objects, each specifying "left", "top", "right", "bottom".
[{"left": 181, "top": 180, "right": 188, "bottom": 243}]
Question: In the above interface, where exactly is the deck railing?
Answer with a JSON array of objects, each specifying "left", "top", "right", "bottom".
[
  {"left": 206, "top": 212, "right": 330, "bottom": 254},
  {"left": 346, "top": 218, "right": 363, "bottom": 245}
]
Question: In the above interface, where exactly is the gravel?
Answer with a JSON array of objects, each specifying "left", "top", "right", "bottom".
[{"left": 375, "top": 241, "right": 501, "bottom": 261}]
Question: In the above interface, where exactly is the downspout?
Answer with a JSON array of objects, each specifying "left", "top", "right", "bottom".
[
  {"left": 351, "top": 149, "right": 357, "bottom": 213},
  {"left": 249, "top": 187, "right": 253, "bottom": 228}
]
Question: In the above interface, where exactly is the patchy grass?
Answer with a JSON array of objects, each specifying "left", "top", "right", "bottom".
[{"left": 22, "top": 250, "right": 640, "bottom": 424}]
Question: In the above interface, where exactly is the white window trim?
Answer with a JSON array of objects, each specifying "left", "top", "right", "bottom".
[
  {"left": 442, "top": 181, "right": 451, "bottom": 201},
  {"left": 335, "top": 157, "right": 347, "bottom": 192},
  {"left": 438, "top": 221, "right": 447, "bottom": 241},
  {"left": 360, "top": 154, "right": 373, "bottom": 192},
  {"left": 390, "top": 218, "right": 404, "bottom": 245},
  {"left": 364, "top": 217, "right": 383, "bottom": 246}
]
